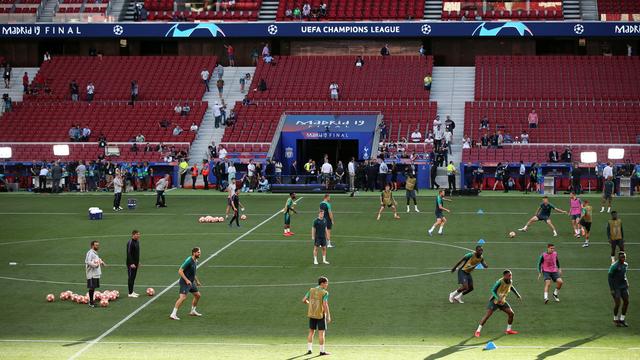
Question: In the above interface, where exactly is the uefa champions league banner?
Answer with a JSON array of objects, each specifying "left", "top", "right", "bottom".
[
  {"left": 276, "top": 114, "right": 378, "bottom": 171},
  {"left": 1, "top": 21, "right": 639, "bottom": 38}
]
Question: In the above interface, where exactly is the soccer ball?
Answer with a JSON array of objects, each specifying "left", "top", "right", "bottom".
[
  {"left": 146, "top": 288, "right": 155, "bottom": 296},
  {"left": 240, "top": 214, "right": 247, "bottom": 220},
  {"left": 113, "top": 290, "right": 120, "bottom": 298},
  {"left": 100, "top": 299, "right": 109, "bottom": 307},
  {"left": 509, "top": 231, "right": 516, "bottom": 238},
  {"left": 217, "top": 217, "right": 224, "bottom": 222},
  {"left": 205, "top": 216, "right": 214, "bottom": 223},
  {"left": 60, "top": 292, "right": 69, "bottom": 301},
  {"left": 81, "top": 296, "right": 89, "bottom": 304},
  {"left": 46, "top": 294, "right": 55, "bottom": 302},
  {"left": 94, "top": 291, "right": 102, "bottom": 300},
  {"left": 198, "top": 217, "right": 205, "bottom": 223}
]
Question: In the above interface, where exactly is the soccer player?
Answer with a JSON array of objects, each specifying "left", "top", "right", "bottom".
[
  {"left": 126, "top": 230, "right": 141, "bottom": 298},
  {"left": 283, "top": 192, "right": 298, "bottom": 236},
  {"left": 302, "top": 276, "right": 332, "bottom": 356},
  {"left": 428, "top": 189, "right": 450, "bottom": 236},
  {"left": 601, "top": 176, "right": 614, "bottom": 213},
  {"left": 228, "top": 188, "right": 244, "bottom": 228},
  {"left": 170, "top": 247, "right": 202, "bottom": 320},
  {"left": 449, "top": 245, "right": 488, "bottom": 304},
  {"left": 568, "top": 192, "right": 582, "bottom": 237},
  {"left": 609, "top": 252, "right": 629, "bottom": 327},
  {"left": 312, "top": 210, "right": 330, "bottom": 265},
  {"left": 85, "top": 240, "right": 105, "bottom": 308},
  {"left": 537, "top": 243, "right": 563, "bottom": 304},
  {"left": 579, "top": 200, "right": 593, "bottom": 247},
  {"left": 474, "top": 269, "right": 522, "bottom": 337},
  {"left": 319, "top": 194, "right": 335, "bottom": 248},
  {"left": 405, "top": 173, "right": 419, "bottom": 212},
  {"left": 225, "top": 181, "right": 235, "bottom": 218},
  {"left": 377, "top": 183, "right": 400, "bottom": 220},
  {"left": 518, "top": 196, "right": 567, "bottom": 237},
  {"left": 607, "top": 211, "right": 624, "bottom": 264}
]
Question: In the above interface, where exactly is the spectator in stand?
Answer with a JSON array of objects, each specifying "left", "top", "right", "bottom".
[
  {"left": 355, "top": 56, "right": 364, "bottom": 68},
  {"left": 130, "top": 142, "right": 138, "bottom": 152},
  {"left": 380, "top": 44, "right": 390, "bottom": 57},
  {"left": 98, "top": 134, "right": 107, "bottom": 148},
  {"left": 218, "top": 145, "right": 227, "bottom": 160},
  {"left": 43, "top": 51, "right": 51, "bottom": 62},
  {"left": 216, "top": 78, "right": 224, "bottom": 99},
  {"left": 528, "top": 109, "right": 539, "bottom": 128},
  {"left": 561, "top": 147, "right": 572, "bottom": 163},
  {"left": 419, "top": 45, "right": 426, "bottom": 56},
  {"left": 425, "top": 130, "right": 434, "bottom": 145},
  {"left": 3, "top": 62, "right": 11, "bottom": 88},
  {"left": 302, "top": 2, "right": 311, "bottom": 17},
  {"left": 213, "top": 102, "right": 223, "bottom": 128},
  {"left": 250, "top": 47, "right": 260, "bottom": 66},
  {"left": 293, "top": 6, "right": 302, "bottom": 19},
  {"left": 329, "top": 82, "right": 339, "bottom": 100},
  {"left": 444, "top": 129, "right": 453, "bottom": 154},
  {"left": 480, "top": 133, "right": 489, "bottom": 147},
  {"left": 70, "top": 80, "right": 79, "bottom": 102},
  {"left": 224, "top": 44, "right": 235, "bottom": 66},
  {"left": 181, "top": 103, "right": 190, "bottom": 116},
  {"left": 424, "top": 74, "right": 432, "bottom": 91},
  {"left": 214, "top": 63, "right": 224, "bottom": 81},
  {"left": 200, "top": 68, "right": 210, "bottom": 92},
  {"left": 22, "top": 72, "right": 29, "bottom": 93},
  {"left": 320, "top": 2, "right": 327, "bottom": 16},
  {"left": 135, "top": 134, "right": 145, "bottom": 143},
  {"left": 190, "top": 122, "right": 198, "bottom": 132},
  {"left": 411, "top": 128, "right": 422, "bottom": 143},
  {"left": 262, "top": 43, "right": 270, "bottom": 58},
  {"left": 378, "top": 120, "right": 388, "bottom": 140},
  {"left": 239, "top": 73, "right": 250, "bottom": 93},
  {"left": 479, "top": 116, "right": 489, "bottom": 130},
  {"left": 68, "top": 126, "right": 79, "bottom": 142},
  {"left": 226, "top": 109, "right": 237, "bottom": 126},
  {"left": 549, "top": 149, "right": 559, "bottom": 163},
  {"left": 285, "top": 8, "right": 293, "bottom": 17},
  {"left": 520, "top": 130, "right": 529, "bottom": 144},
  {"left": 86, "top": 82, "right": 95, "bottom": 102},
  {"left": 264, "top": 54, "right": 275, "bottom": 65},
  {"left": 254, "top": 79, "right": 267, "bottom": 92},
  {"left": 462, "top": 136, "right": 471, "bottom": 149},
  {"left": 1, "top": 94, "right": 11, "bottom": 112},
  {"left": 434, "top": 120, "right": 444, "bottom": 152},
  {"left": 144, "top": 143, "right": 152, "bottom": 152},
  {"left": 174, "top": 104, "right": 182, "bottom": 115},
  {"left": 497, "top": 131, "right": 504, "bottom": 148},
  {"left": 172, "top": 125, "right": 183, "bottom": 136},
  {"left": 82, "top": 126, "right": 91, "bottom": 141},
  {"left": 445, "top": 115, "right": 455, "bottom": 134},
  {"left": 130, "top": 80, "right": 138, "bottom": 105},
  {"left": 159, "top": 118, "right": 170, "bottom": 129}
]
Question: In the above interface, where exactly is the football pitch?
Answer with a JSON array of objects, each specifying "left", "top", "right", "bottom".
[{"left": 0, "top": 190, "right": 638, "bottom": 360}]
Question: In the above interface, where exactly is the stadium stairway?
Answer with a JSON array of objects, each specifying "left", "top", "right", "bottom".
[
  {"left": 563, "top": 0, "right": 582, "bottom": 19},
  {"left": 188, "top": 66, "right": 255, "bottom": 186},
  {"left": 424, "top": 0, "right": 443, "bottom": 20},
  {"left": 1, "top": 67, "right": 39, "bottom": 115},
  {"left": 258, "top": 0, "right": 278, "bottom": 20},
  {"left": 109, "top": 0, "right": 127, "bottom": 20},
  {"left": 121, "top": 0, "right": 137, "bottom": 21},
  {"left": 38, "top": 0, "right": 57, "bottom": 22},
  {"left": 580, "top": 0, "right": 599, "bottom": 20},
  {"left": 429, "top": 66, "right": 475, "bottom": 188}
]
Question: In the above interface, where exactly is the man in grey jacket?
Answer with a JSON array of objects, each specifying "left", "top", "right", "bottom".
[
  {"left": 156, "top": 174, "right": 170, "bottom": 208},
  {"left": 51, "top": 161, "right": 62, "bottom": 193},
  {"left": 85, "top": 240, "right": 104, "bottom": 308}
]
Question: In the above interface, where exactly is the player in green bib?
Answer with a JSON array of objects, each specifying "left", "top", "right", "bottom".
[
  {"left": 449, "top": 246, "right": 488, "bottom": 304},
  {"left": 475, "top": 269, "right": 522, "bottom": 337},
  {"left": 518, "top": 196, "right": 567, "bottom": 237},
  {"left": 376, "top": 183, "right": 400, "bottom": 220},
  {"left": 302, "top": 276, "right": 331, "bottom": 356},
  {"left": 283, "top": 192, "right": 298, "bottom": 237},
  {"left": 169, "top": 247, "right": 202, "bottom": 320}
]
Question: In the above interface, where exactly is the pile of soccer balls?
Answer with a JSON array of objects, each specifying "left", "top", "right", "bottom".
[
  {"left": 47, "top": 289, "right": 121, "bottom": 307},
  {"left": 198, "top": 215, "right": 247, "bottom": 223}
]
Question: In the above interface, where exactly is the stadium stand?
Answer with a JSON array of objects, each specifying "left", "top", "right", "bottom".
[
  {"left": 276, "top": 0, "right": 424, "bottom": 21},
  {"left": 597, "top": 0, "right": 640, "bottom": 21},
  {"left": 146, "top": 0, "right": 261, "bottom": 21},
  {"left": 249, "top": 56, "right": 434, "bottom": 101},
  {"left": 463, "top": 145, "right": 640, "bottom": 163},
  {"left": 223, "top": 100, "right": 437, "bottom": 143},
  {"left": 441, "top": 1, "right": 563, "bottom": 20},
  {"left": 27, "top": 56, "right": 217, "bottom": 101}
]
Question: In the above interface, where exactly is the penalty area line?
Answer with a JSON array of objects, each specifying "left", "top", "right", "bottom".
[{"left": 67, "top": 198, "right": 301, "bottom": 360}]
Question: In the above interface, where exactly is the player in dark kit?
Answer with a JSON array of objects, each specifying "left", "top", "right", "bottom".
[
  {"left": 126, "top": 230, "right": 141, "bottom": 298},
  {"left": 312, "top": 210, "right": 330, "bottom": 265},
  {"left": 283, "top": 192, "right": 298, "bottom": 236},
  {"left": 518, "top": 196, "right": 567, "bottom": 237},
  {"left": 319, "top": 194, "right": 335, "bottom": 247},
  {"left": 449, "top": 245, "right": 488, "bottom": 304},
  {"left": 170, "top": 247, "right": 202, "bottom": 320},
  {"left": 228, "top": 188, "right": 242, "bottom": 227},
  {"left": 609, "top": 252, "right": 630, "bottom": 327},
  {"left": 475, "top": 269, "right": 522, "bottom": 337},
  {"left": 428, "top": 189, "right": 451, "bottom": 236}
]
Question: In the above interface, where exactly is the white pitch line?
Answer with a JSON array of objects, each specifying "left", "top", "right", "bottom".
[
  {"left": 0, "top": 339, "right": 631, "bottom": 351},
  {"left": 0, "top": 232, "right": 237, "bottom": 246},
  {"left": 67, "top": 198, "right": 301, "bottom": 360}
]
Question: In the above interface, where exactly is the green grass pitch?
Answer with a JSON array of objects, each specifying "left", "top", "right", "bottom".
[{"left": 0, "top": 190, "right": 638, "bottom": 359}]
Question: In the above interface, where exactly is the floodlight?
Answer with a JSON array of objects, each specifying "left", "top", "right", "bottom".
[
  {"left": 580, "top": 151, "right": 597, "bottom": 164},
  {"left": 608, "top": 148, "right": 625, "bottom": 160},
  {"left": 53, "top": 145, "right": 70, "bottom": 156},
  {"left": 0, "top": 147, "right": 12, "bottom": 159}
]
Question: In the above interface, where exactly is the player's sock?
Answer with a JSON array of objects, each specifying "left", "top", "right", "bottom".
[
  {"left": 191, "top": 306, "right": 197, "bottom": 312},
  {"left": 620, "top": 315, "right": 625, "bottom": 321},
  {"left": 507, "top": 324, "right": 512, "bottom": 331},
  {"left": 607, "top": 207, "right": 611, "bottom": 213},
  {"left": 438, "top": 225, "right": 444, "bottom": 234},
  {"left": 553, "top": 230, "right": 558, "bottom": 236},
  {"left": 320, "top": 345, "right": 325, "bottom": 352},
  {"left": 476, "top": 325, "right": 482, "bottom": 332},
  {"left": 171, "top": 308, "right": 178, "bottom": 317},
  {"left": 414, "top": 205, "right": 419, "bottom": 212},
  {"left": 407, "top": 205, "right": 410, "bottom": 212},
  {"left": 544, "top": 292, "right": 548, "bottom": 300},
  {"left": 314, "top": 256, "right": 318, "bottom": 264},
  {"left": 429, "top": 226, "right": 435, "bottom": 232},
  {"left": 614, "top": 315, "right": 619, "bottom": 321},
  {"left": 611, "top": 256, "right": 616, "bottom": 263},
  {"left": 553, "top": 289, "right": 559, "bottom": 296},
  {"left": 307, "top": 343, "right": 313, "bottom": 351}
]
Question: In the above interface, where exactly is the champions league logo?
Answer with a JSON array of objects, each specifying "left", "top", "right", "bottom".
[
  {"left": 472, "top": 22, "right": 533, "bottom": 37},
  {"left": 165, "top": 23, "right": 226, "bottom": 38}
]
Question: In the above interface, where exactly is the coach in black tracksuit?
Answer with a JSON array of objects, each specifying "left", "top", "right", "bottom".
[{"left": 126, "top": 230, "right": 141, "bottom": 297}]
